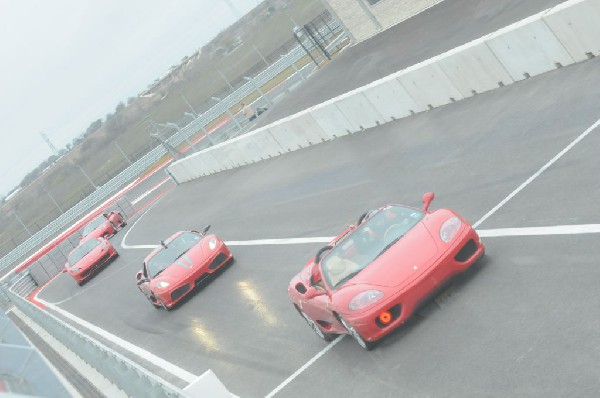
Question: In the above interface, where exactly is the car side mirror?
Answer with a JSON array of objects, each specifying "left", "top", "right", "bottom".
[
  {"left": 305, "top": 288, "right": 327, "bottom": 300},
  {"left": 422, "top": 192, "right": 435, "bottom": 212},
  {"left": 202, "top": 224, "right": 211, "bottom": 235}
]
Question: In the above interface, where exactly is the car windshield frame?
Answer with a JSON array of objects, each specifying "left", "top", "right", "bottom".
[
  {"left": 82, "top": 216, "right": 106, "bottom": 236},
  {"left": 68, "top": 239, "right": 101, "bottom": 265},
  {"left": 320, "top": 205, "right": 425, "bottom": 290},
  {"left": 146, "top": 231, "right": 204, "bottom": 278}
]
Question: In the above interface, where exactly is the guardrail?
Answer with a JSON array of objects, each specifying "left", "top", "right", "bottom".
[
  {"left": 0, "top": 22, "right": 346, "bottom": 274},
  {"left": 166, "top": 0, "right": 600, "bottom": 183},
  {"left": 5, "top": 284, "right": 186, "bottom": 397}
]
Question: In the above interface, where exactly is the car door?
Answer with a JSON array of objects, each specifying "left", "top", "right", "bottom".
[
  {"left": 137, "top": 264, "right": 153, "bottom": 297},
  {"left": 300, "top": 267, "right": 339, "bottom": 331}
]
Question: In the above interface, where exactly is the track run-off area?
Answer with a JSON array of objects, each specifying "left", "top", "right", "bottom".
[
  {"left": 30, "top": 0, "right": 600, "bottom": 396},
  {"left": 35, "top": 53, "right": 600, "bottom": 397}
]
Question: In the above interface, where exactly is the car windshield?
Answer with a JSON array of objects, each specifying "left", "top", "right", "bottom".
[
  {"left": 146, "top": 231, "right": 203, "bottom": 278},
  {"left": 68, "top": 239, "right": 101, "bottom": 265},
  {"left": 321, "top": 205, "right": 424, "bottom": 289},
  {"left": 82, "top": 216, "right": 106, "bottom": 236}
]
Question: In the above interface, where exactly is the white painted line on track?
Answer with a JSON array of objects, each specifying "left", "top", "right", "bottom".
[
  {"left": 477, "top": 224, "right": 600, "bottom": 237},
  {"left": 121, "top": 199, "right": 161, "bottom": 250},
  {"left": 34, "top": 296, "right": 198, "bottom": 384},
  {"left": 131, "top": 177, "right": 171, "bottom": 205},
  {"left": 225, "top": 237, "right": 333, "bottom": 246},
  {"left": 122, "top": 223, "right": 600, "bottom": 251},
  {"left": 473, "top": 116, "right": 600, "bottom": 229},
  {"left": 263, "top": 113, "right": 600, "bottom": 397},
  {"left": 264, "top": 335, "right": 344, "bottom": 398}
]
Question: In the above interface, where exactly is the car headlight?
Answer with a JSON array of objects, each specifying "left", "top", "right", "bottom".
[
  {"left": 156, "top": 281, "right": 170, "bottom": 289},
  {"left": 349, "top": 290, "right": 384, "bottom": 311},
  {"left": 440, "top": 216, "right": 462, "bottom": 243},
  {"left": 208, "top": 237, "right": 217, "bottom": 250}
]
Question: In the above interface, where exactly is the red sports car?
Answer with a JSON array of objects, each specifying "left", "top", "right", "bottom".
[
  {"left": 288, "top": 193, "right": 485, "bottom": 349},
  {"left": 135, "top": 226, "right": 233, "bottom": 310},
  {"left": 81, "top": 211, "right": 126, "bottom": 240},
  {"left": 65, "top": 237, "right": 119, "bottom": 285}
]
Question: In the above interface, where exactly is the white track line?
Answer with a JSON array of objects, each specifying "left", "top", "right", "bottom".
[
  {"left": 265, "top": 116, "right": 600, "bottom": 397},
  {"left": 120, "top": 200, "right": 161, "bottom": 250},
  {"left": 122, "top": 223, "right": 600, "bottom": 251},
  {"left": 473, "top": 117, "right": 600, "bottom": 229},
  {"left": 226, "top": 237, "right": 333, "bottom": 246},
  {"left": 477, "top": 224, "right": 600, "bottom": 237},
  {"left": 35, "top": 297, "right": 198, "bottom": 384},
  {"left": 265, "top": 335, "right": 344, "bottom": 398},
  {"left": 131, "top": 177, "right": 171, "bottom": 205}
]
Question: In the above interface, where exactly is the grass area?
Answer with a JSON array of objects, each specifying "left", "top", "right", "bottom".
[{"left": 0, "top": 0, "right": 335, "bottom": 259}]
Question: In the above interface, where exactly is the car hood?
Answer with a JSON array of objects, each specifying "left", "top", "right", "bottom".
[
  {"left": 153, "top": 243, "right": 208, "bottom": 280},
  {"left": 344, "top": 222, "right": 439, "bottom": 289},
  {"left": 74, "top": 246, "right": 105, "bottom": 269}
]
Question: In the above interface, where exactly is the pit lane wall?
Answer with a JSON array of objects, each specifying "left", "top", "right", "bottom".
[{"left": 167, "top": 0, "right": 600, "bottom": 183}]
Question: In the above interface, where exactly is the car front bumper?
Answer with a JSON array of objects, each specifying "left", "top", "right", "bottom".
[{"left": 340, "top": 227, "right": 485, "bottom": 342}]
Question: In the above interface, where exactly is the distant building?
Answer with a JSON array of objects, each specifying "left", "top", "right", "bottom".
[{"left": 323, "top": 0, "right": 443, "bottom": 43}]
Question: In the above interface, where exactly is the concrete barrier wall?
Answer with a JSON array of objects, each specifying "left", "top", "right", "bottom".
[{"left": 168, "top": 0, "right": 600, "bottom": 184}]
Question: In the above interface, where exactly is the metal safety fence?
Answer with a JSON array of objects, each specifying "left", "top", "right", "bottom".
[
  {"left": 0, "top": 15, "right": 346, "bottom": 273},
  {"left": 4, "top": 284, "right": 186, "bottom": 398}
]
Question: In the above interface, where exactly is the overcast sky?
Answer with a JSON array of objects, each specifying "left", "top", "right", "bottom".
[{"left": 0, "top": 0, "right": 259, "bottom": 198}]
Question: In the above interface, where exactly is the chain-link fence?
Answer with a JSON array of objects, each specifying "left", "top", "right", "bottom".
[{"left": 0, "top": 10, "right": 347, "bottom": 274}]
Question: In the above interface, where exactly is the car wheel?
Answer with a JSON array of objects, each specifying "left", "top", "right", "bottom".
[
  {"left": 339, "top": 316, "right": 374, "bottom": 350},
  {"left": 142, "top": 291, "right": 161, "bottom": 309},
  {"left": 158, "top": 298, "right": 173, "bottom": 311},
  {"left": 297, "top": 307, "right": 335, "bottom": 342}
]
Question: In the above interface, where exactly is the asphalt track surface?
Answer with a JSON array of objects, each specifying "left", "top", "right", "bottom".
[
  {"left": 35, "top": 3, "right": 600, "bottom": 398},
  {"left": 257, "top": 0, "right": 568, "bottom": 128}
]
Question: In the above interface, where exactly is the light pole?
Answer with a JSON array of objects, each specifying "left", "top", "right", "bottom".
[
  {"left": 76, "top": 164, "right": 97, "bottom": 189},
  {"left": 160, "top": 122, "right": 198, "bottom": 152},
  {"left": 212, "top": 63, "right": 235, "bottom": 93},
  {"left": 149, "top": 119, "right": 182, "bottom": 159},
  {"left": 281, "top": 53, "right": 306, "bottom": 81},
  {"left": 292, "top": 26, "right": 319, "bottom": 67},
  {"left": 114, "top": 141, "right": 132, "bottom": 165},
  {"left": 211, "top": 96, "right": 242, "bottom": 132},
  {"left": 43, "top": 187, "right": 63, "bottom": 213},
  {"left": 252, "top": 44, "right": 269, "bottom": 67},
  {"left": 181, "top": 94, "right": 198, "bottom": 117},
  {"left": 243, "top": 76, "right": 273, "bottom": 106},
  {"left": 12, "top": 211, "right": 32, "bottom": 236}
]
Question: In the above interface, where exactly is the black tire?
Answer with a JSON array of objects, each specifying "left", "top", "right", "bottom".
[
  {"left": 296, "top": 306, "right": 336, "bottom": 342},
  {"left": 339, "top": 316, "right": 375, "bottom": 350},
  {"left": 141, "top": 289, "right": 161, "bottom": 309}
]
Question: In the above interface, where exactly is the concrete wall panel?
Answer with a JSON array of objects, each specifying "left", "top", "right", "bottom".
[
  {"left": 286, "top": 112, "right": 329, "bottom": 145},
  {"left": 543, "top": 0, "right": 600, "bottom": 62},
  {"left": 309, "top": 101, "right": 354, "bottom": 139},
  {"left": 233, "top": 129, "right": 282, "bottom": 162},
  {"left": 437, "top": 38, "right": 514, "bottom": 96},
  {"left": 217, "top": 141, "right": 247, "bottom": 169},
  {"left": 397, "top": 60, "right": 464, "bottom": 108},
  {"left": 334, "top": 91, "right": 386, "bottom": 131},
  {"left": 486, "top": 12, "right": 575, "bottom": 81},
  {"left": 268, "top": 119, "right": 310, "bottom": 152},
  {"left": 362, "top": 75, "right": 424, "bottom": 122}
]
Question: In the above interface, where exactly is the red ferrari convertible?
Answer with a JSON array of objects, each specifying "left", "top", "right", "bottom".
[
  {"left": 136, "top": 226, "right": 233, "bottom": 310},
  {"left": 288, "top": 193, "right": 485, "bottom": 349},
  {"left": 81, "top": 211, "right": 126, "bottom": 240},
  {"left": 65, "top": 237, "right": 119, "bottom": 285}
]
